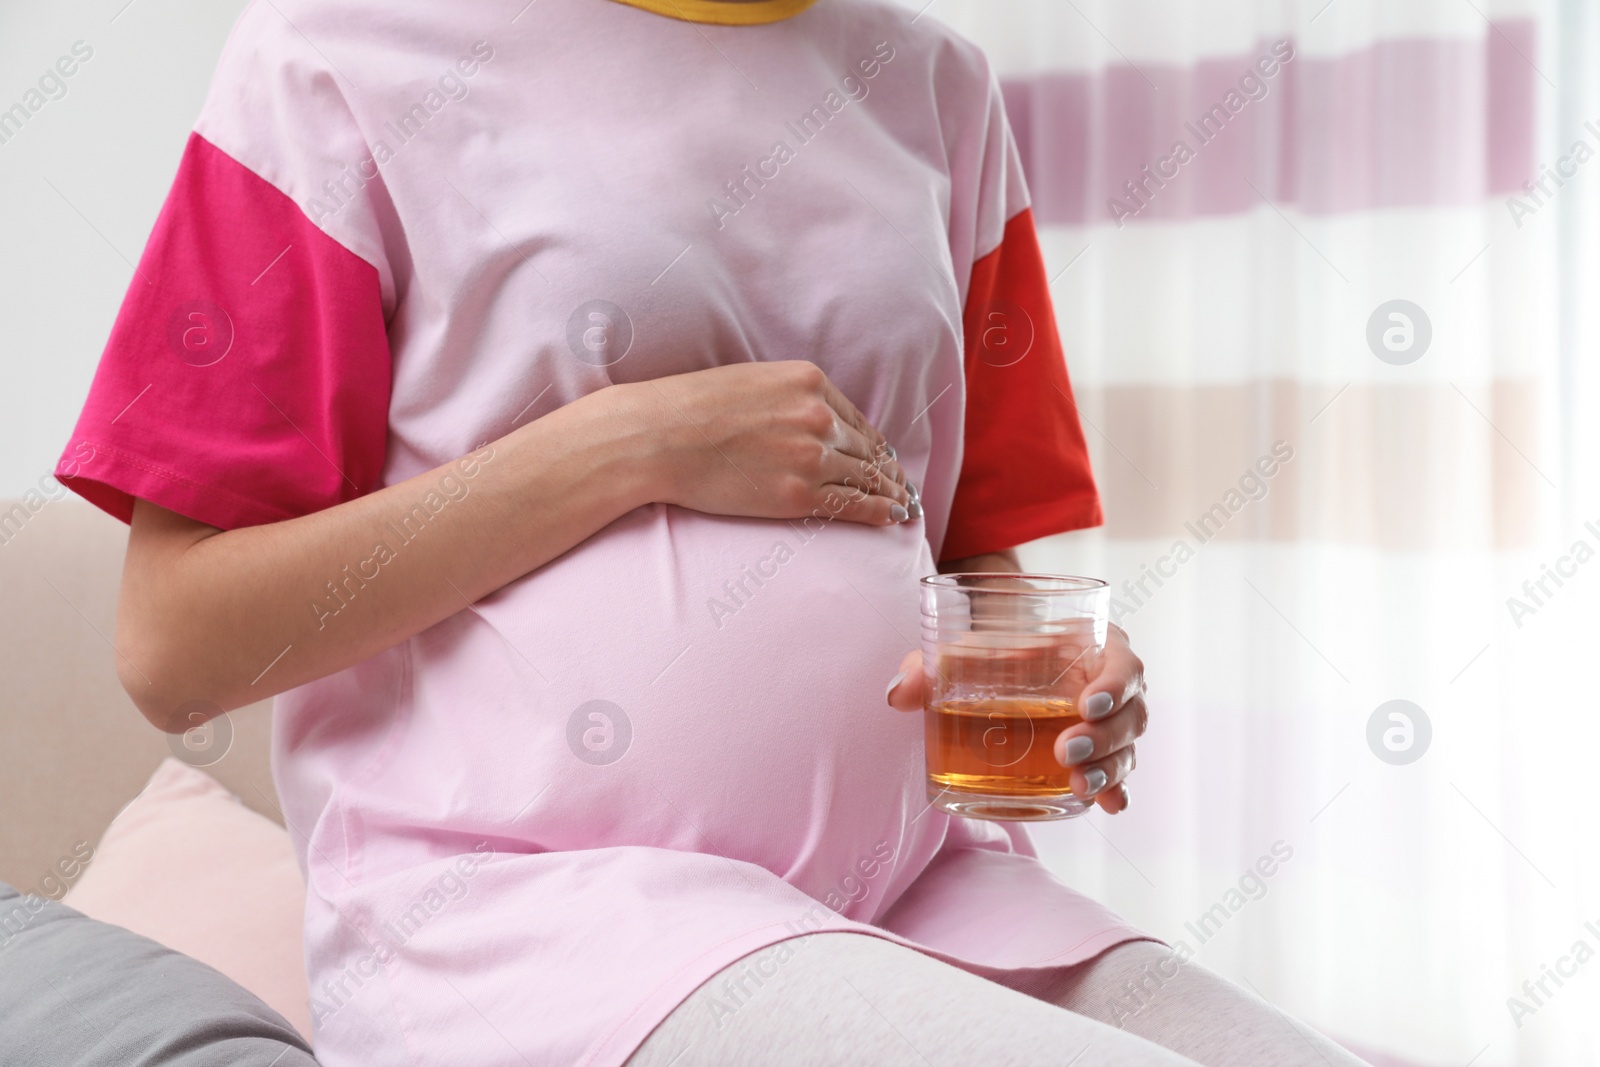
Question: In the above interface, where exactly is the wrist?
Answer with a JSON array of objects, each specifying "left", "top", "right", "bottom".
[
  {"left": 566, "top": 381, "right": 678, "bottom": 511},
  {"left": 938, "top": 549, "right": 1023, "bottom": 574}
]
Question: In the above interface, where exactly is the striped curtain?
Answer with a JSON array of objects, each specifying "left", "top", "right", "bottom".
[{"left": 905, "top": 2, "right": 1600, "bottom": 1064}]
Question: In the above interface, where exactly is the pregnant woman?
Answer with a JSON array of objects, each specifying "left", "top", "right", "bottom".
[{"left": 57, "top": 1, "right": 1366, "bottom": 1064}]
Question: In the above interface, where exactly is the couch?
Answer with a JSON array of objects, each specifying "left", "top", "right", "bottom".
[{"left": 0, "top": 494, "right": 280, "bottom": 896}]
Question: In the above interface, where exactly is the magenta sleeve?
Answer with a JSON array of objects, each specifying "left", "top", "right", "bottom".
[{"left": 54, "top": 131, "right": 392, "bottom": 530}]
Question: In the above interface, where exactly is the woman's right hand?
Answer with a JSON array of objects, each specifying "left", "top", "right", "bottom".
[{"left": 626, "top": 360, "right": 918, "bottom": 526}]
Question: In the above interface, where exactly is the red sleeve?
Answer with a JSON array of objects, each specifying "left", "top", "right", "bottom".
[
  {"left": 53, "top": 132, "right": 391, "bottom": 530},
  {"left": 939, "top": 207, "right": 1102, "bottom": 563}
]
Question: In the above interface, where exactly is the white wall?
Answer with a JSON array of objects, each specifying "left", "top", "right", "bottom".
[{"left": 0, "top": 0, "right": 250, "bottom": 497}]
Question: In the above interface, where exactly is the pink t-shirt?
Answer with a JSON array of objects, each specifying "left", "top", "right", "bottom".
[{"left": 57, "top": 1, "right": 1138, "bottom": 1063}]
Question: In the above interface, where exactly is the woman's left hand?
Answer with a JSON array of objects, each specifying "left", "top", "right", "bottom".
[{"left": 885, "top": 624, "right": 1147, "bottom": 815}]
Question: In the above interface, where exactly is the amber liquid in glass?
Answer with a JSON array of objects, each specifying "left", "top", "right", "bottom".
[{"left": 925, "top": 696, "right": 1081, "bottom": 797}]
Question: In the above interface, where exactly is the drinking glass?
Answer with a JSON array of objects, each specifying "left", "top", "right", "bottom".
[{"left": 919, "top": 573, "right": 1110, "bottom": 821}]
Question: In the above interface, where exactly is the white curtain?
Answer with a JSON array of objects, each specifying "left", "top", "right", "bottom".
[{"left": 903, "top": 1, "right": 1600, "bottom": 1063}]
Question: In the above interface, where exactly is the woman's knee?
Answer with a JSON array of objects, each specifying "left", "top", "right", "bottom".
[{"left": 1034, "top": 939, "right": 1370, "bottom": 1067}]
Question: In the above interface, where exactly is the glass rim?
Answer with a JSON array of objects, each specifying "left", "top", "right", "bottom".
[{"left": 920, "top": 572, "right": 1108, "bottom": 595}]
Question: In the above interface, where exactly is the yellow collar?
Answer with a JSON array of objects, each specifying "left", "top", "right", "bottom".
[{"left": 607, "top": 0, "right": 819, "bottom": 25}]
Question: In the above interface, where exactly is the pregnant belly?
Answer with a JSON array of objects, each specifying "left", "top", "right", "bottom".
[{"left": 386, "top": 503, "right": 938, "bottom": 896}]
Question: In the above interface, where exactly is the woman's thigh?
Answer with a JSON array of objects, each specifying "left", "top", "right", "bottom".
[
  {"left": 627, "top": 933, "right": 1202, "bottom": 1067},
  {"left": 1001, "top": 940, "right": 1370, "bottom": 1067}
]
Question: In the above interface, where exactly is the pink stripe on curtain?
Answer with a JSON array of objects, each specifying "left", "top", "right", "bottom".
[{"left": 1003, "top": 20, "right": 1536, "bottom": 225}]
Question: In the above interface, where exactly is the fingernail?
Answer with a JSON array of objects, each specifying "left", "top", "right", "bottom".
[
  {"left": 906, "top": 499, "right": 922, "bottom": 520},
  {"left": 907, "top": 480, "right": 920, "bottom": 500},
  {"left": 1084, "top": 692, "right": 1114, "bottom": 719},
  {"left": 1119, "top": 783, "right": 1131, "bottom": 811},
  {"left": 885, "top": 671, "right": 906, "bottom": 701},
  {"left": 1083, "top": 768, "right": 1108, "bottom": 795},
  {"left": 1060, "top": 735, "right": 1094, "bottom": 766},
  {"left": 890, "top": 504, "right": 909, "bottom": 522},
  {"left": 884, "top": 443, "right": 897, "bottom": 460}
]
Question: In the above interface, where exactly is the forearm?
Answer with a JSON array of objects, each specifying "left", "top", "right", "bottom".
[{"left": 119, "top": 387, "right": 660, "bottom": 729}]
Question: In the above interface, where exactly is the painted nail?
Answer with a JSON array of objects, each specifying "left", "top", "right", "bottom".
[
  {"left": 890, "top": 504, "right": 909, "bottom": 522},
  {"left": 885, "top": 671, "right": 906, "bottom": 702},
  {"left": 1084, "top": 692, "right": 1115, "bottom": 719},
  {"left": 1084, "top": 768, "right": 1108, "bottom": 795},
  {"left": 883, "top": 443, "right": 897, "bottom": 460},
  {"left": 1118, "top": 783, "right": 1131, "bottom": 811},
  {"left": 1060, "top": 735, "right": 1094, "bottom": 766},
  {"left": 906, "top": 499, "right": 923, "bottom": 520},
  {"left": 906, "top": 480, "right": 920, "bottom": 500}
]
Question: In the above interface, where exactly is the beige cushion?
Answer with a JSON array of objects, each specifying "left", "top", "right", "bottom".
[
  {"left": 64, "top": 759, "right": 311, "bottom": 1039},
  {"left": 0, "top": 496, "right": 278, "bottom": 895}
]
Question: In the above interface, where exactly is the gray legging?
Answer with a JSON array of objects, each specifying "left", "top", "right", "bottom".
[{"left": 627, "top": 933, "right": 1370, "bottom": 1066}]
